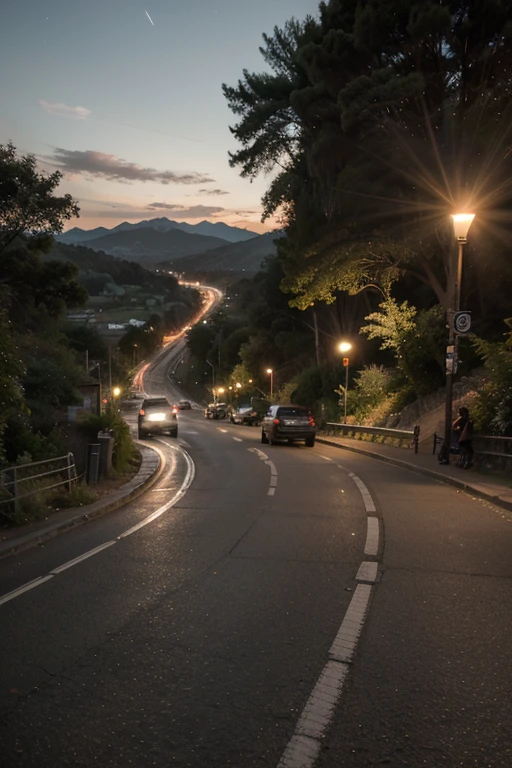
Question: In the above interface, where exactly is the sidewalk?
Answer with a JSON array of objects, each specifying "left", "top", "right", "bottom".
[
  {"left": 2, "top": 436, "right": 511, "bottom": 562},
  {"left": 0, "top": 445, "right": 162, "bottom": 560},
  {"left": 317, "top": 433, "right": 512, "bottom": 513}
]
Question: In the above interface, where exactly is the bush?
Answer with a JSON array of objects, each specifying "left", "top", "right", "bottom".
[
  {"left": 51, "top": 481, "right": 96, "bottom": 509},
  {"left": 77, "top": 402, "right": 135, "bottom": 473}
]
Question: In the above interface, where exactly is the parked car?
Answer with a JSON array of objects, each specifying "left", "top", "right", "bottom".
[
  {"left": 205, "top": 402, "right": 228, "bottom": 420},
  {"left": 261, "top": 404, "right": 316, "bottom": 447},
  {"left": 178, "top": 399, "right": 192, "bottom": 410},
  {"left": 230, "top": 405, "right": 261, "bottom": 426},
  {"left": 138, "top": 397, "right": 178, "bottom": 439}
]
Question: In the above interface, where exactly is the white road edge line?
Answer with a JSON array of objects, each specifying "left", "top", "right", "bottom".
[
  {"left": 0, "top": 445, "right": 196, "bottom": 608},
  {"left": 0, "top": 575, "right": 55, "bottom": 607},
  {"left": 50, "top": 541, "right": 116, "bottom": 574}
]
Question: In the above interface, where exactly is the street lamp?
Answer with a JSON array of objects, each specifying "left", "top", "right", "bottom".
[
  {"left": 266, "top": 368, "right": 274, "bottom": 398},
  {"left": 338, "top": 342, "right": 352, "bottom": 423},
  {"left": 441, "top": 212, "right": 475, "bottom": 464}
]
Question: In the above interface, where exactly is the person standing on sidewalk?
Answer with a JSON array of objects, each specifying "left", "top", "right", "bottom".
[{"left": 452, "top": 406, "right": 474, "bottom": 468}]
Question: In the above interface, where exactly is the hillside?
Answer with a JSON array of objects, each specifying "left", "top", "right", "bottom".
[
  {"left": 165, "top": 231, "right": 281, "bottom": 274},
  {"left": 46, "top": 241, "right": 180, "bottom": 294},
  {"left": 77, "top": 227, "right": 229, "bottom": 264}
]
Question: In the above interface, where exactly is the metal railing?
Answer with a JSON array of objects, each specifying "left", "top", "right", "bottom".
[
  {"left": 433, "top": 431, "right": 512, "bottom": 460},
  {"left": 325, "top": 423, "right": 421, "bottom": 453},
  {"left": 0, "top": 453, "right": 77, "bottom": 517}
]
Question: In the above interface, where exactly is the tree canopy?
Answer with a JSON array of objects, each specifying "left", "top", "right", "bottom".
[{"left": 224, "top": 1, "right": 512, "bottom": 324}]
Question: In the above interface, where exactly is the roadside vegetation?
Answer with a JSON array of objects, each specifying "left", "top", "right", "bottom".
[
  {"left": 185, "top": 1, "right": 512, "bottom": 434},
  {"left": 0, "top": 142, "right": 199, "bottom": 525}
]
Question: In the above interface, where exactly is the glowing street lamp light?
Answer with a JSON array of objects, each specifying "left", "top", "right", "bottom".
[
  {"left": 338, "top": 342, "right": 352, "bottom": 423},
  {"left": 441, "top": 212, "right": 475, "bottom": 464},
  {"left": 266, "top": 368, "right": 274, "bottom": 398},
  {"left": 112, "top": 386, "right": 121, "bottom": 399}
]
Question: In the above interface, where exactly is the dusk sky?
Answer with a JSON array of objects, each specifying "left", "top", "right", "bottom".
[{"left": 1, "top": 0, "right": 320, "bottom": 233}]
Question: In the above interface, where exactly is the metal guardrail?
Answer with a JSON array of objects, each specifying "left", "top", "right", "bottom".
[
  {"left": 433, "top": 431, "right": 512, "bottom": 460},
  {"left": 325, "top": 423, "right": 421, "bottom": 454},
  {"left": 0, "top": 453, "right": 77, "bottom": 516}
]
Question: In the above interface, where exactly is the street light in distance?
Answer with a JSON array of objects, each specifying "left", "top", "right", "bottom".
[
  {"left": 338, "top": 342, "right": 352, "bottom": 423},
  {"left": 266, "top": 368, "right": 274, "bottom": 399},
  {"left": 440, "top": 211, "right": 475, "bottom": 464}
]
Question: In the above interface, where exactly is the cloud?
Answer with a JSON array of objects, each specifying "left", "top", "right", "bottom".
[
  {"left": 147, "top": 202, "right": 225, "bottom": 217},
  {"left": 39, "top": 100, "right": 91, "bottom": 120},
  {"left": 197, "top": 188, "right": 229, "bottom": 196},
  {"left": 45, "top": 148, "right": 215, "bottom": 185}
]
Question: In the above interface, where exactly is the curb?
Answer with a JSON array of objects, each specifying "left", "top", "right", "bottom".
[
  {"left": 316, "top": 437, "right": 512, "bottom": 515},
  {"left": 0, "top": 443, "right": 164, "bottom": 560}
]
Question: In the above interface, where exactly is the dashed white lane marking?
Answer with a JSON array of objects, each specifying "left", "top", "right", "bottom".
[
  {"left": 0, "top": 446, "right": 195, "bottom": 608},
  {"left": 278, "top": 463, "right": 379, "bottom": 768},
  {"left": 249, "top": 448, "right": 276, "bottom": 494},
  {"left": 365, "top": 516, "right": 380, "bottom": 556},
  {"left": 348, "top": 472, "right": 376, "bottom": 513},
  {"left": 318, "top": 454, "right": 333, "bottom": 461},
  {"left": 356, "top": 561, "right": 379, "bottom": 583},
  {"left": 328, "top": 583, "right": 372, "bottom": 663},
  {"left": 217, "top": 428, "right": 228, "bottom": 433},
  {"left": 278, "top": 585, "right": 373, "bottom": 768},
  {"left": 250, "top": 447, "right": 268, "bottom": 460},
  {"left": 233, "top": 437, "right": 243, "bottom": 442}
]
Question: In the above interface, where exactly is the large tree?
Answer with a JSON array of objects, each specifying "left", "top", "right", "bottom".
[
  {"left": 224, "top": 1, "right": 512, "bottom": 329},
  {"left": 0, "top": 141, "right": 79, "bottom": 255}
]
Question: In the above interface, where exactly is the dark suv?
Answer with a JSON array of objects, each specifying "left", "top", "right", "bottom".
[
  {"left": 138, "top": 397, "right": 178, "bottom": 439},
  {"left": 261, "top": 404, "right": 316, "bottom": 447}
]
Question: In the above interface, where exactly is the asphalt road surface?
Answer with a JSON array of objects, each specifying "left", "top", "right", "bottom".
[{"left": 1, "top": 409, "right": 511, "bottom": 767}]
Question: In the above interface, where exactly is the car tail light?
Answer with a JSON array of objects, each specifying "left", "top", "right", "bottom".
[
  {"left": 172, "top": 406, "right": 178, "bottom": 414},
  {"left": 273, "top": 418, "right": 280, "bottom": 425},
  {"left": 139, "top": 409, "right": 145, "bottom": 416},
  {"left": 309, "top": 417, "right": 316, "bottom": 427}
]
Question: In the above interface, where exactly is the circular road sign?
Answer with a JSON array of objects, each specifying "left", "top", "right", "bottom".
[{"left": 453, "top": 311, "right": 472, "bottom": 335}]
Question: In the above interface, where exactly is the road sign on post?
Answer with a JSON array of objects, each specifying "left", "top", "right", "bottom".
[
  {"left": 453, "top": 310, "right": 472, "bottom": 335},
  {"left": 342, "top": 357, "right": 349, "bottom": 367}
]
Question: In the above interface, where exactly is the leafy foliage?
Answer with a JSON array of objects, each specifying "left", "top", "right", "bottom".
[{"left": 0, "top": 141, "right": 78, "bottom": 255}]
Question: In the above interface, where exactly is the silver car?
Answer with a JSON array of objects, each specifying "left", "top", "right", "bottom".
[{"left": 261, "top": 404, "right": 316, "bottom": 447}]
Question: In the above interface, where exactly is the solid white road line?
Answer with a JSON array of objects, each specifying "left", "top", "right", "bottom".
[
  {"left": 51, "top": 541, "right": 116, "bottom": 574},
  {"left": 0, "top": 445, "right": 196, "bottom": 608},
  {"left": 0, "top": 575, "right": 55, "bottom": 607}
]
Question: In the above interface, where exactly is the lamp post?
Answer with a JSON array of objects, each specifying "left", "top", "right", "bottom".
[
  {"left": 441, "top": 212, "right": 475, "bottom": 464},
  {"left": 266, "top": 368, "right": 273, "bottom": 398},
  {"left": 338, "top": 342, "right": 352, "bottom": 423}
]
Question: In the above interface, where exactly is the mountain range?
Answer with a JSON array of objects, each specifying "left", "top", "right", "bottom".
[
  {"left": 58, "top": 217, "right": 258, "bottom": 245},
  {"left": 54, "top": 216, "right": 280, "bottom": 274}
]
